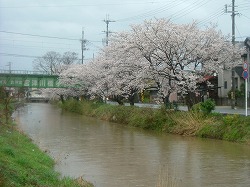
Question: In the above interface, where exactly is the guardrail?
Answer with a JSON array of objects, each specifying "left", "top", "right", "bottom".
[{"left": 0, "top": 69, "right": 57, "bottom": 75}]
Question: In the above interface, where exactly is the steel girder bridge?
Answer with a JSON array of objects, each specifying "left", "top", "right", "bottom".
[{"left": 0, "top": 70, "right": 61, "bottom": 88}]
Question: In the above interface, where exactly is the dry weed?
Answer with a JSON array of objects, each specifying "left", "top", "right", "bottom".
[{"left": 170, "top": 112, "right": 207, "bottom": 136}]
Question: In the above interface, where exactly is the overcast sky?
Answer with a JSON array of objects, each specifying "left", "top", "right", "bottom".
[{"left": 0, "top": 0, "right": 249, "bottom": 71}]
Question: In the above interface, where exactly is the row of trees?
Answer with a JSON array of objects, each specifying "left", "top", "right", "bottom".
[{"left": 38, "top": 19, "right": 243, "bottom": 109}]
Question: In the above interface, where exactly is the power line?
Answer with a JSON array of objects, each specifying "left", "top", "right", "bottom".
[
  {"left": 241, "top": 14, "right": 250, "bottom": 20},
  {"left": 235, "top": 23, "right": 242, "bottom": 40},
  {"left": 237, "top": 3, "right": 250, "bottom": 6},
  {"left": 0, "top": 30, "right": 79, "bottom": 41},
  {"left": 0, "top": 2, "right": 158, "bottom": 9},
  {"left": 0, "top": 52, "right": 92, "bottom": 61},
  {"left": 0, "top": 38, "right": 76, "bottom": 46},
  {"left": 116, "top": 1, "right": 184, "bottom": 22},
  {"left": 197, "top": 8, "right": 225, "bottom": 26},
  {"left": 171, "top": 0, "right": 213, "bottom": 21},
  {"left": 0, "top": 52, "right": 45, "bottom": 59},
  {"left": 116, "top": 0, "right": 220, "bottom": 24},
  {"left": 0, "top": 30, "right": 102, "bottom": 43},
  {"left": 0, "top": 43, "right": 79, "bottom": 51}
]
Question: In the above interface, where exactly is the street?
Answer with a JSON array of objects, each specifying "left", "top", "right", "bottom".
[{"left": 107, "top": 101, "right": 250, "bottom": 116}]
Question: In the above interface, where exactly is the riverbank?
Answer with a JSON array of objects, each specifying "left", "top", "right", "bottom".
[
  {"left": 0, "top": 123, "right": 93, "bottom": 187},
  {"left": 60, "top": 100, "right": 250, "bottom": 144}
]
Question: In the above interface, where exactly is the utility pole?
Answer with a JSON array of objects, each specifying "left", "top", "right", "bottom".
[
  {"left": 245, "top": 37, "right": 250, "bottom": 116},
  {"left": 6, "top": 62, "right": 12, "bottom": 73},
  {"left": 81, "top": 28, "right": 87, "bottom": 64},
  {"left": 103, "top": 15, "right": 115, "bottom": 46},
  {"left": 225, "top": 0, "right": 237, "bottom": 109}
]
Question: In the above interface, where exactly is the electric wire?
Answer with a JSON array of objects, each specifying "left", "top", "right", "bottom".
[
  {"left": 241, "top": 14, "right": 250, "bottom": 20},
  {"left": 0, "top": 1, "right": 247, "bottom": 57},
  {"left": 0, "top": 30, "right": 79, "bottom": 41},
  {"left": 197, "top": 8, "right": 225, "bottom": 26},
  {"left": 116, "top": 0, "right": 184, "bottom": 22},
  {"left": 0, "top": 52, "right": 92, "bottom": 61},
  {"left": 235, "top": 23, "right": 243, "bottom": 40},
  {"left": 0, "top": 31, "right": 102, "bottom": 43},
  {"left": 171, "top": 0, "right": 213, "bottom": 21},
  {"left": 0, "top": 1, "right": 158, "bottom": 9},
  {"left": 0, "top": 43, "right": 80, "bottom": 51}
]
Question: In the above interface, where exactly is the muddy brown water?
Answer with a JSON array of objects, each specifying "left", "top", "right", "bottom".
[{"left": 13, "top": 103, "right": 250, "bottom": 187}]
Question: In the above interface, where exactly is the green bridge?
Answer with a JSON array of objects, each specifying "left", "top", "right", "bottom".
[{"left": 0, "top": 70, "right": 61, "bottom": 88}]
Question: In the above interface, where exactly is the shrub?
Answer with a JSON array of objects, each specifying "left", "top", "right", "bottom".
[
  {"left": 61, "top": 99, "right": 84, "bottom": 114},
  {"left": 191, "top": 102, "right": 202, "bottom": 113},
  {"left": 200, "top": 99, "right": 215, "bottom": 114}
]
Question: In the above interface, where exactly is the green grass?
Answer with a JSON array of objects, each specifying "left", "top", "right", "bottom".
[
  {"left": 60, "top": 99, "right": 250, "bottom": 144},
  {"left": 0, "top": 124, "right": 93, "bottom": 187},
  {"left": 197, "top": 114, "right": 250, "bottom": 142}
]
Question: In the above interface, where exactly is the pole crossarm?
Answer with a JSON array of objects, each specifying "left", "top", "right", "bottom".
[{"left": 0, "top": 70, "right": 63, "bottom": 88}]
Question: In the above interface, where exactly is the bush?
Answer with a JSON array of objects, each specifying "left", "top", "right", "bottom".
[
  {"left": 60, "top": 99, "right": 84, "bottom": 114},
  {"left": 200, "top": 99, "right": 215, "bottom": 114}
]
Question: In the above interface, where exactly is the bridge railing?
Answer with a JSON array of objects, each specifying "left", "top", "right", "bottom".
[{"left": 0, "top": 69, "right": 56, "bottom": 75}]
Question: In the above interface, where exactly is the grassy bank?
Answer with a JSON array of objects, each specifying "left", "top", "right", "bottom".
[
  {"left": 0, "top": 124, "right": 93, "bottom": 187},
  {"left": 60, "top": 99, "right": 250, "bottom": 144}
]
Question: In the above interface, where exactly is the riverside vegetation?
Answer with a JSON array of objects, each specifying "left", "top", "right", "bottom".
[
  {"left": 60, "top": 99, "right": 250, "bottom": 144},
  {"left": 0, "top": 125, "right": 93, "bottom": 187},
  {"left": 0, "top": 88, "right": 93, "bottom": 187}
]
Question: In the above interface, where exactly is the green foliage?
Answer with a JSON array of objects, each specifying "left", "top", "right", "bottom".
[
  {"left": 0, "top": 126, "right": 93, "bottom": 187},
  {"left": 0, "top": 87, "right": 15, "bottom": 125},
  {"left": 227, "top": 84, "right": 245, "bottom": 99},
  {"left": 222, "top": 115, "right": 250, "bottom": 141},
  {"left": 128, "top": 108, "right": 167, "bottom": 131},
  {"left": 197, "top": 123, "right": 225, "bottom": 139},
  {"left": 60, "top": 99, "right": 84, "bottom": 114},
  {"left": 198, "top": 114, "right": 250, "bottom": 142},
  {"left": 142, "top": 90, "right": 151, "bottom": 103},
  {"left": 200, "top": 99, "right": 215, "bottom": 114},
  {"left": 191, "top": 102, "right": 202, "bottom": 113}
]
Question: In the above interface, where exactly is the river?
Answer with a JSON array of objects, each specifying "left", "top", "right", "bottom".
[{"left": 13, "top": 103, "right": 250, "bottom": 187}]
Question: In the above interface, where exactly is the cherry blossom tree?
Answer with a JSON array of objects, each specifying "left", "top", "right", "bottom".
[
  {"left": 99, "top": 41, "right": 150, "bottom": 105},
  {"left": 59, "top": 64, "right": 88, "bottom": 100},
  {"left": 47, "top": 19, "right": 242, "bottom": 110},
  {"left": 82, "top": 58, "right": 113, "bottom": 102},
  {"left": 109, "top": 18, "right": 242, "bottom": 109}
]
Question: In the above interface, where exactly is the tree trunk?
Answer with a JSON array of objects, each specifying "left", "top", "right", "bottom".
[
  {"left": 60, "top": 95, "right": 64, "bottom": 103},
  {"left": 128, "top": 94, "right": 135, "bottom": 106},
  {"left": 113, "top": 95, "right": 124, "bottom": 105},
  {"left": 163, "top": 94, "right": 170, "bottom": 109},
  {"left": 185, "top": 92, "right": 196, "bottom": 111}
]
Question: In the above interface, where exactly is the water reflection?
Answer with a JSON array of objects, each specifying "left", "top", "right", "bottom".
[{"left": 14, "top": 103, "right": 250, "bottom": 187}]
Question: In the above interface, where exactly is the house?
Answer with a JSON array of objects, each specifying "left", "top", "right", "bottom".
[{"left": 217, "top": 49, "right": 250, "bottom": 106}]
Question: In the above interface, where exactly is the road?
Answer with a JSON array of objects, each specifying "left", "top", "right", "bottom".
[{"left": 107, "top": 101, "right": 250, "bottom": 116}]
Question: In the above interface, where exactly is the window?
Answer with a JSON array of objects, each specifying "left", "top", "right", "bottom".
[
  {"left": 224, "top": 81, "right": 227, "bottom": 89},
  {"left": 235, "top": 78, "right": 238, "bottom": 89}
]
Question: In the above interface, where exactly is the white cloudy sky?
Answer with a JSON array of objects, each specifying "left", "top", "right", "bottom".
[{"left": 0, "top": 0, "right": 249, "bottom": 71}]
